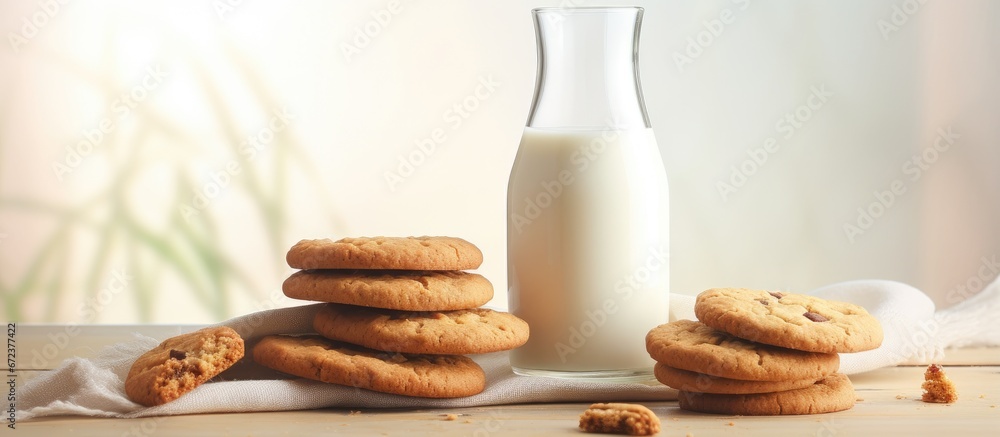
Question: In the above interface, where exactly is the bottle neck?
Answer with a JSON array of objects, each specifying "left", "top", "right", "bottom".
[{"left": 527, "top": 7, "right": 650, "bottom": 130}]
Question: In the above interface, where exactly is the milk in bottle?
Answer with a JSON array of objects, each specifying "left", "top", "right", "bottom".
[{"left": 507, "top": 7, "right": 669, "bottom": 380}]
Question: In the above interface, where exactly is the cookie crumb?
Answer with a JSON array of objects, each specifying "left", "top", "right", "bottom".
[
  {"left": 463, "top": 419, "right": 474, "bottom": 424},
  {"left": 580, "top": 403, "right": 660, "bottom": 436},
  {"left": 686, "top": 433, "right": 694, "bottom": 437},
  {"left": 921, "top": 364, "right": 958, "bottom": 403},
  {"left": 349, "top": 410, "right": 362, "bottom": 416},
  {"left": 442, "top": 413, "right": 459, "bottom": 421},
  {"left": 727, "top": 421, "right": 735, "bottom": 426},
  {"left": 856, "top": 397, "right": 864, "bottom": 402},
  {"left": 979, "top": 394, "right": 986, "bottom": 399},
  {"left": 895, "top": 394, "right": 907, "bottom": 400}
]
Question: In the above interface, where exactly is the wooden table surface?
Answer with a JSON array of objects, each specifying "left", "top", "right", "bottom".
[{"left": 12, "top": 325, "right": 1000, "bottom": 436}]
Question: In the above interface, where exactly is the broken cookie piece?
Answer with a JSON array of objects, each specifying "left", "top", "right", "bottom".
[
  {"left": 125, "top": 326, "right": 245, "bottom": 406},
  {"left": 921, "top": 364, "right": 958, "bottom": 403},
  {"left": 579, "top": 403, "right": 660, "bottom": 436}
]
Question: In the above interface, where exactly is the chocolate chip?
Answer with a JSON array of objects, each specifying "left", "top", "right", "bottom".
[
  {"left": 769, "top": 291, "right": 785, "bottom": 299},
  {"left": 755, "top": 298, "right": 770, "bottom": 306},
  {"left": 803, "top": 312, "right": 828, "bottom": 322},
  {"left": 169, "top": 349, "right": 187, "bottom": 360}
]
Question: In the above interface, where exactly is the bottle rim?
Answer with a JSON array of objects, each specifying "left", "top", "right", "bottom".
[{"left": 531, "top": 6, "right": 643, "bottom": 14}]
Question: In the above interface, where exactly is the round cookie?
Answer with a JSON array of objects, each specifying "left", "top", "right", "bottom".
[
  {"left": 694, "top": 288, "right": 883, "bottom": 353},
  {"left": 252, "top": 335, "right": 485, "bottom": 398},
  {"left": 286, "top": 236, "right": 483, "bottom": 270},
  {"left": 678, "top": 373, "right": 856, "bottom": 415},
  {"left": 645, "top": 320, "right": 839, "bottom": 382},
  {"left": 125, "top": 326, "right": 245, "bottom": 406},
  {"left": 282, "top": 270, "right": 493, "bottom": 311},
  {"left": 313, "top": 304, "right": 529, "bottom": 355},
  {"left": 653, "top": 363, "right": 819, "bottom": 395}
]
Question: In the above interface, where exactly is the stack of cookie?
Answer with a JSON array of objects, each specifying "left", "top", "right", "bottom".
[
  {"left": 253, "top": 236, "right": 529, "bottom": 399},
  {"left": 646, "top": 288, "right": 883, "bottom": 415}
]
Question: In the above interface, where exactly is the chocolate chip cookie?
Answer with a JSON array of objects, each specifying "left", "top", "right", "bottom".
[
  {"left": 645, "top": 320, "right": 839, "bottom": 381},
  {"left": 694, "top": 288, "right": 883, "bottom": 353}
]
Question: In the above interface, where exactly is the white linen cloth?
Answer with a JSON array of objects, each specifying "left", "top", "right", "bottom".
[{"left": 18, "top": 277, "right": 1000, "bottom": 420}]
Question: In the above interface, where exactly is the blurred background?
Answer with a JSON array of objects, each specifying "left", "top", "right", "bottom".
[{"left": 1, "top": 0, "right": 998, "bottom": 323}]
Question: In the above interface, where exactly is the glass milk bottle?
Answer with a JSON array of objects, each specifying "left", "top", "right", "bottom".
[{"left": 508, "top": 7, "right": 669, "bottom": 380}]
